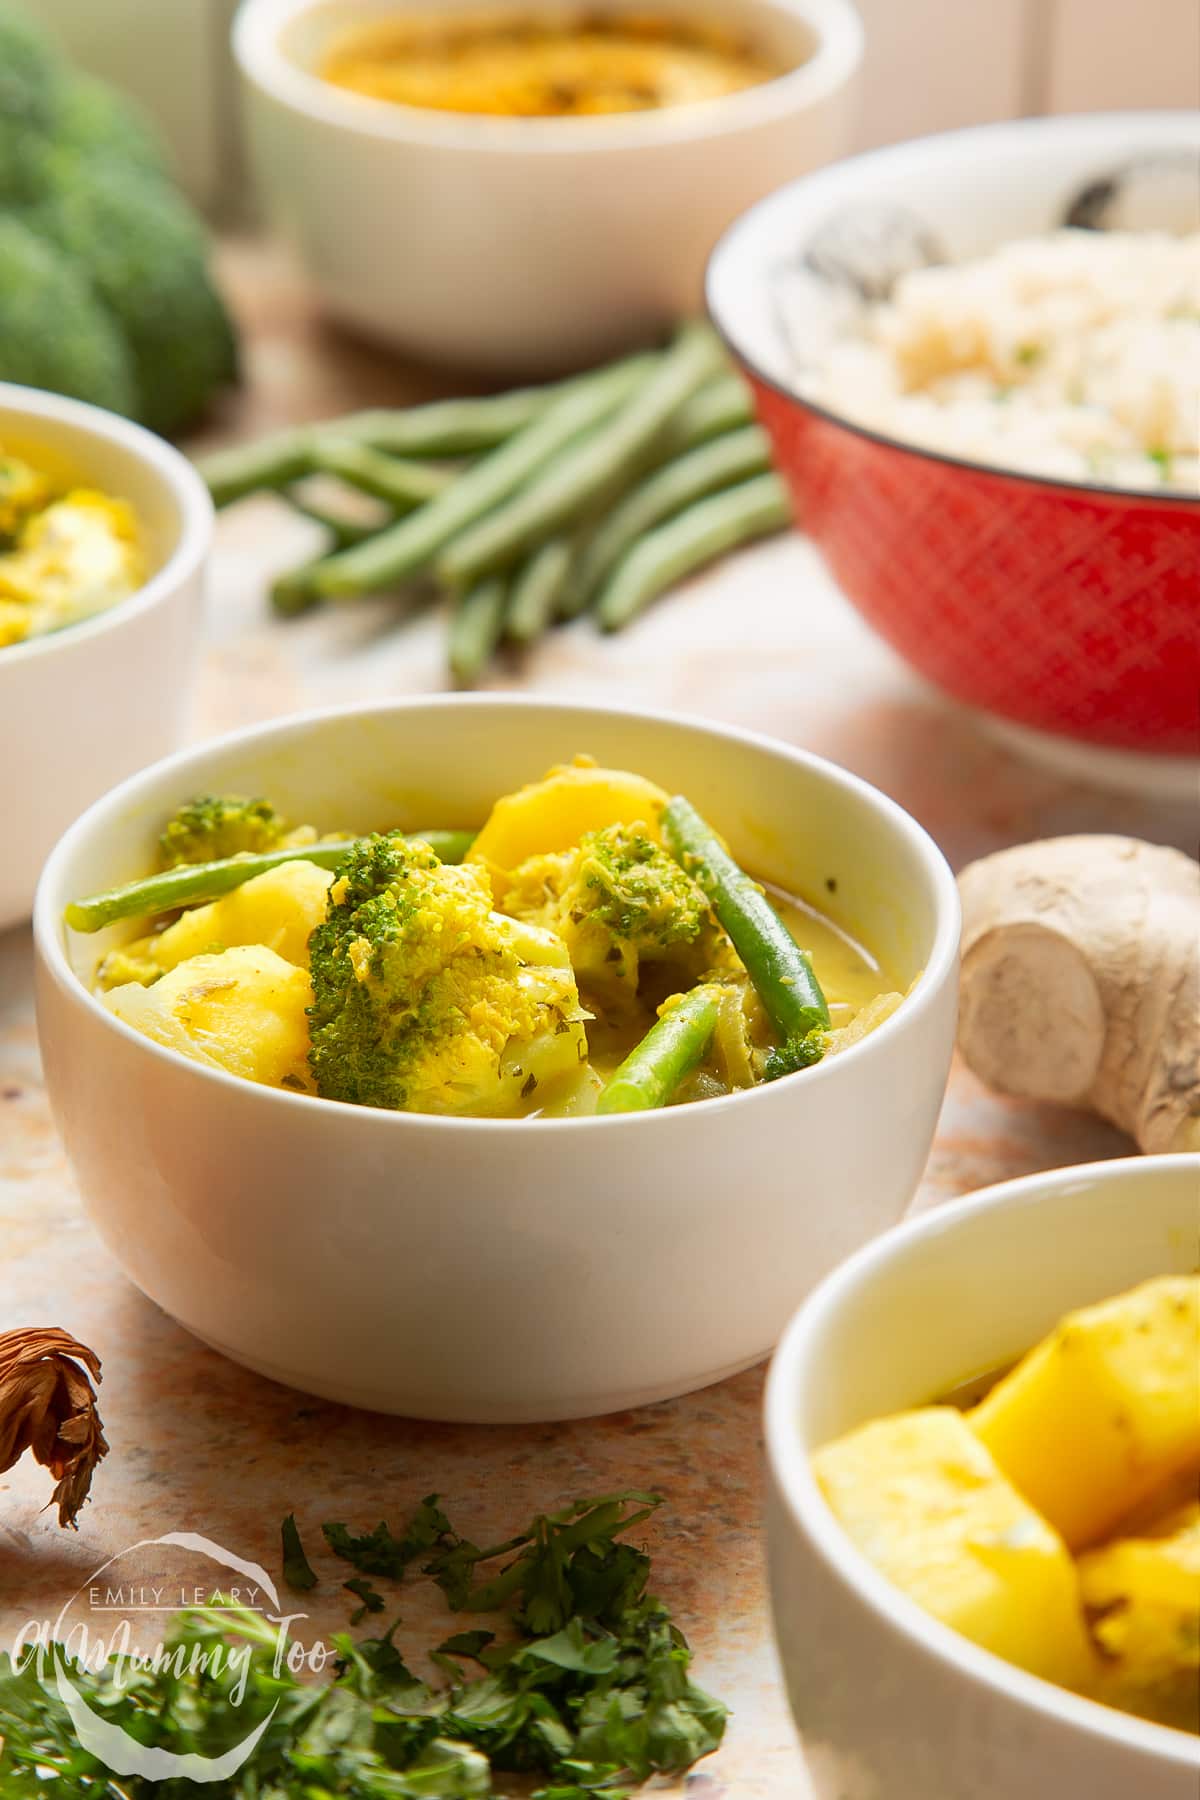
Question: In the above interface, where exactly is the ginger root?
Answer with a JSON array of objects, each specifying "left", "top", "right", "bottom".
[
  {"left": 957, "top": 836, "right": 1199, "bottom": 1154},
  {"left": 0, "top": 1328, "right": 108, "bottom": 1527}
]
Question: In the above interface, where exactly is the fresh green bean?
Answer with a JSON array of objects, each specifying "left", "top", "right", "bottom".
[
  {"left": 270, "top": 563, "right": 325, "bottom": 618},
  {"left": 505, "top": 537, "right": 573, "bottom": 645},
  {"left": 663, "top": 374, "right": 755, "bottom": 453},
  {"left": 448, "top": 576, "right": 509, "bottom": 686},
  {"left": 596, "top": 984, "right": 723, "bottom": 1113},
  {"left": 196, "top": 382, "right": 584, "bottom": 508},
  {"left": 308, "top": 354, "right": 656, "bottom": 599},
  {"left": 438, "top": 323, "right": 727, "bottom": 589},
  {"left": 280, "top": 489, "right": 384, "bottom": 549},
  {"left": 64, "top": 831, "right": 477, "bottom": 933},
  {"left": 595, "top": 473, "right": 790, "bottom": 632},
  {"left": 308, "top": 439, "right": 455, "bottom": 509},
  {"left": 565, "top": 425, "right": 770, "bottom": 615},
  {"left": 661, "top": 797, "right": 830, "bottom": 1046}
]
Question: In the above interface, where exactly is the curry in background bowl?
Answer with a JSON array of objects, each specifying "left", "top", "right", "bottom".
[
  {"left": 320, "top": 7, "right": 787, "bottom": 118},
  {"left": 0, "top": 441, "right": 144, "bottom": 650}
]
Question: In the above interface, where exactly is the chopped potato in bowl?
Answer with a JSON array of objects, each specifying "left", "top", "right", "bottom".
[{"left": 813, "top": 1274, "right": 1200, "bottom": 1737}]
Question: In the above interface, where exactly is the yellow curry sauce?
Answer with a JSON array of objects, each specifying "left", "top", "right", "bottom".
[{"left": 319, "top": 10, "right": 784, "bottom": 118}]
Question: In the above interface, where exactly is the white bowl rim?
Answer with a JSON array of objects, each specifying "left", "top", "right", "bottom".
[
  {"left": 706, "top": 109, "right": 1200, "bottom": 509},
  {"left": 764, "top": 1151, "right": 1200, "bottom": 1769},
  {"left": 233, "top": 0, "right": 864, "bottom": 154},
  {"left": 0, "top": 382, "right": 214, "bottom": 672},
  {"left": 34, "top": 691, "right": 960, "bottom": 1135}
]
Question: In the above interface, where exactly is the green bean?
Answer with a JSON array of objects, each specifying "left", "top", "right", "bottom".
[
  {"left": 274, "top": 493, "right": 389, "bottom": 614},
  {"left": 308, "top": 354, "right": 656, "bottom": 599},
  {"left": 448, "top": 576, "right": 509, "bottom": 686},
  {"left": 307, "top": 439, "right": 455, "bottom": 509},
  {"left": 438, "top": 323, "right": 727, "bottom": 589},
  {"left": 595, "top": 473, "right": 790, "bottom": 632},
  {"left": 661, "top": 797, "right": 830, "bottom": 1045},
  {"left": 564, "top": 425, "right": 770, "bottom": 616},
  {"left": 596, "top": 984, "right": 723, "bottom": 1114},
  {"left": 280, "top": 489, "right": 384, "bottom": 549},
  {"left": 64, "top": 831, "right": 477, "bottom": 933},
  {"left": 270, "top": 564, "right": 325, "bottom": 618},
  {"left": 196, "top": 382, "right": 582, "bottom": 508},
  {"left": 505, "top": 537, "right": 573, "bottom": 645},
  {"left": 663, "top": 373, "right": 755, "bottom": 453}
]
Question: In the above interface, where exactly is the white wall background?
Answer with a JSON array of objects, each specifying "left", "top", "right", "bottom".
[{"left": 33, "top": 0, "right": 1200, "bottom": 213}]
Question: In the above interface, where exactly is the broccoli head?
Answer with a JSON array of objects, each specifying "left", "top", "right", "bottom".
[
  {"left": 26, "top": 163, "right": 238, "bottom": 435},
  {"left": 0, "top": 215, "right": 135, "bottom": 416},
  {"left": 501, "top": 823, "right": 736, "bottom": 1004},
  {"left": 307, "top": 835, "right": 589, "bottom": 1115},
  {"left": 158, "top": 795, "right": 288, "bottom": 869}
]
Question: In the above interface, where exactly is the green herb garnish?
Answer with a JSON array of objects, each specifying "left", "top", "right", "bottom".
[
  {"left": 281, "top": 1509, "right": 318, "bottom": 1591},
  {"left": 0, "top": 1490, "right": 726, "bottom": 1797}
]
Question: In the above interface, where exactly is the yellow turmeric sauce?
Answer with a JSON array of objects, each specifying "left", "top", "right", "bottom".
[{"left": 319, "top": 10, "right": 785, "bottom": 118}]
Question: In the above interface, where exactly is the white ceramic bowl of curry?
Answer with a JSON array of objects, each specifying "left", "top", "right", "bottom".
[
  {"left": 34, "top": 697, "right": 957, "bottom": 1422},
  {"left": 765, "top": 1154, "right": 1200, "bottom": 1800},
  {"left": 0, "top": 384, "right": 211, "bottom": 931},
  {"left": 234, "top": 0, "right": 863, "bottom": 373}
]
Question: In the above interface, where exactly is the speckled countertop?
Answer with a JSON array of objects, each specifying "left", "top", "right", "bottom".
[{"left": 0, "top": 241, "right": 1192, "bottom": 1796}]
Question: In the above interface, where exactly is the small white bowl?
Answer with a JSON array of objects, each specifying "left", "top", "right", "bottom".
[
  {"left": 765, "top": 1154, "right": 1200, "bottom": 1800},
  {"left": 234, "top": 0, "right": 863, "bottom": 373},
  {"left": 34, "top": 697, "right": 958, "bottom": 1422},
  {"left": 0, "top": 385, "right": 212, "bottom": 930}
]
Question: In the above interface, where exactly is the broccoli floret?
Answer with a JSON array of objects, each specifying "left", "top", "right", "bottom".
[
  {"left": 158, "top": 795, "right": 288, "bottom": 869},
  {"left": 763, "top": 1025, "right": 827, "bottom": 1082},
  {"left": 307, "top": 835, "right": 588, "bottom": 1115},
  {"left": 0, "top": 6, "right": 61, "bottom": 205},
  {"left": 52, "top": 72, "right": 171, "bottom": 186},
  {"left": 26, "top": 163, "right": 238, "bottom": 435},
  {"left": 502, "top": 823, "right": 735, "bottom": 1002},
  {"left": 0, "top": 215, "right": 135, "bottom": 415}
]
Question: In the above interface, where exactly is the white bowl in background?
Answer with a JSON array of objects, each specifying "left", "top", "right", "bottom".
[
  {"left": 0, "top": 384, "right": 212, "bottom": 931},
  {"left": 34, "top": 697, "right": 958, "bottom": 1422},
  {"left": 765, "top": 1154, "right": 1200, "bottom": 1800},
  {"left": 233, "top": 0, "right": 863, "bottom": 373}
]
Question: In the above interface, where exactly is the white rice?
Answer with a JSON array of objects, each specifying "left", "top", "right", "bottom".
[{"left": 797, "top": 229, "right": 1200, "bottom": 494}]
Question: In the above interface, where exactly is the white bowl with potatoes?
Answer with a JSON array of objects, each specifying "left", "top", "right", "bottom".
[
  {"left": 33, "top": 697, "right": 957, "bottom": 1422},
  {"left": 0, "top": 383, "right": 211, "bottom": 930},
  {"left": 234, "top": 0, "right": 863, "bottom": 373},
  {"left": 765, "top": 1154, "right": 1200, "bottom": 1800}
]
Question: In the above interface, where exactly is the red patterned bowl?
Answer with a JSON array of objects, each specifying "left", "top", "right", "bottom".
[{"left": 707, "top": 113, "right": 1200, "bottom": 758}]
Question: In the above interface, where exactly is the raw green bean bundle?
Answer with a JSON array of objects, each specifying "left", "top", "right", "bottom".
[
  {"left": 64, "top": 830, "right": 476, "bottom": 932},
  {"left": 438, "top": 322, "right": 726, "bottom": 589},
  {"left": 662, "top": 797, "right": 830, "bottom": 1051},
  {"left": 596, "top": 984, "right": 723, "bottom": 1114},
  {"left": 309, "top": 353, "right": 655, "bottom": 599}
]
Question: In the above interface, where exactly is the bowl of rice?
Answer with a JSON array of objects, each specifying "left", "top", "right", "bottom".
[{"left": 707, "top": 112, "right": 1200, "bottom": 766}]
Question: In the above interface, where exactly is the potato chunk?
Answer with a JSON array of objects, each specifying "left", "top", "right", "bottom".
[
  {"left": 1079, "top": 1497, "right": 1200, "bottom": 1733},
  {"left": 469, "top": 756, "right": 669, "bottom": 884},
  {"left": 971, "top": 1277, "right": 1200, "bottom": 1549},
  {"left": 814, "top": 1407, "right": 1096, "bottom": 1690},
  {"left": 104, "top": 946, "right": 314, "bottom": 1091},
  {"left": 150, "top": 859, "right": 334, "bottom": 972}
]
